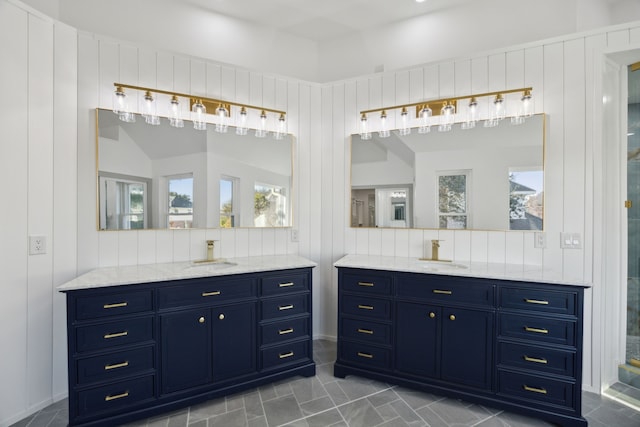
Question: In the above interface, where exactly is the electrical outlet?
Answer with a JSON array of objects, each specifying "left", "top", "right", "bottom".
[
  {"left": 560, "top": 232, "right": 581, "bottom": 249},
  {"left": 534, "top": 232, "right": 546, "bottom": 248},
  {"left": 291, "top": 229, "right": 299, "bottom": 242},
  {"left": 29, "top": 235, "right": 47, "bottom": 255}
]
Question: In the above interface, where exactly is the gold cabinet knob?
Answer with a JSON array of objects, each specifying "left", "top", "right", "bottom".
[
  {"left": 218, "top": 314, "right": 225, "bottom": 320},
  {"left": 199, "top": 316, "right": 205, "bottom": 323},
  {"left": 449, "top": 314, "right": 456, "bottom": 321},
  {"left": 429, "top": 312, "right": 436, "bottom": 318}
]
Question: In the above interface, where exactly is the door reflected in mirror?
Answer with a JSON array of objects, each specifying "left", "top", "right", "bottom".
[
  {"left": 96, "top": 109, "right": 293, "bottom": 230},
  {"left": 351, "top": 114, "right": 545, "bottom": 231}
]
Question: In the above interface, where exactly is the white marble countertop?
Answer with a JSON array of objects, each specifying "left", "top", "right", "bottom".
[
  {"left": 58, "top": 255, "right": 317, "bottom": 292},
  {"left": 334, "top": 254, "right": 591, "bottom": 287}
]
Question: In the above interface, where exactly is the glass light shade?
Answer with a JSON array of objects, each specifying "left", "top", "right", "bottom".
[
  {"left": 461, "top": 97, "right": 478, "bottom": 130},
  {"left": 192, "top": 100, "right": 206, "bottom": 131},
  {"left": 112, "top": 86, "right": 128, "bottom": 115},
  {"left": 118, "top": 111, "right": 136, "bottom": 123},
  {"left": 484, "top": 94, "right": 505, "bottom": 128},
  {"left": 215, "top": 104, "right": 228, "bottom": 133},
  {"left": 378, "top": 111, "right": 390, "bottom": 138},
  {"left": 256, "top": 110, "right": 268, "bottom": 138},
  {"left": 398, "top": 107, "right": 411, "bottom": 136},
  {"left": 274, "top": 113, "right": 287, "bottom": 140},
  {"left": 418, "top": 105, "right": 432, "bottom": 134},
  {"left": 521, "top": 89, "right": 534, "bottom": 118},
  {"left": 168, "top": 95, "right": 184, "bottom": 128},
  {"left": 236, "top": 107, "right": 248, "bottom": 135},
  {"left": 360, "top": 113, "right": 372, "bottom": 140},
  {"left": 142, "top": 91, "right": 160, "bottom": 125},
  {"left": 438, "top": 102, "right": 455, "bottom": 132}
]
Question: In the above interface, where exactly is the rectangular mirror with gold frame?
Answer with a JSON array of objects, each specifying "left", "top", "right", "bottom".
[
  {"left": 350, "top": 114, "right": 545, "bottom": 231},
  {"left": 96, "top": 108, "right": 293, "bottom": 230}
]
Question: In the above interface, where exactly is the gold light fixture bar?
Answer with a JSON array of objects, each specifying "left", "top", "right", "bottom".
[
  {"left": 114, "top": 82, "right": 286, "bottom": 116},
  {"left": 358, "top": 87, "right": 532, "bottom": 117}
]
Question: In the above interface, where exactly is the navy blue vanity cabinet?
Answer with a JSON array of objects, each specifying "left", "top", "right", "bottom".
[
  {"left": 63, "top": 266, "right": 314, "bottom": 427},
  {"left": 334, "top": 266, "right": 587, "bottom": 427}
]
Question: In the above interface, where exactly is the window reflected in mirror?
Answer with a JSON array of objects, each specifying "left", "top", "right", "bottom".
[
  {"left": 168, "top": 174, "right": 193, "bottom": 229},
  {"left": 254, "top": 183, "right": 287, "bottom": 227},
  {"left": 220, "top": 176, "right": 237, "bottom": 228},
  {"left": 438, "top": 171, "right": 469, "bottom": 229},
  {"left": 99, "top": 174, "right": 149, "bottom": 230},
  {"left": 508, "top": 169, "right": 543, "bottom": 230}
]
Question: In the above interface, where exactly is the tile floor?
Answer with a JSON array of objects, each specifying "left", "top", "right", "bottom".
[{"left": 10, "top": 340, "right": 640, "bottom": 427}]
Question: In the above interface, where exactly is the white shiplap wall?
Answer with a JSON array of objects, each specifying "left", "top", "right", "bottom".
[{"left": 2, "top": 0, "right": 640, "bottom": 424}]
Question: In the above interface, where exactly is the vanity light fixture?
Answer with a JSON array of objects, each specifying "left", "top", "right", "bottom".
[
  {"left": 360, "top": 113, "right": 372, "bottom": 140},
  {"left": 379, "top": 110, "right": 390, "bottom": 138},
  {"left": 398, "top": 107, "right": 411, "bottom": 136},
  {"left": 168, "top": 95, "right": 184, "bottom": 128},
  {"left": 359, "top": 87, "right": 534, "bottom": 136},
  {"left": 418, "top": 105, "right": 432, "bottom": 134},
  {"left": 236, "top": 106, "right": 248, "bottom": 135},
  {"left": 110, "top": 83, "right": 287, "bottom": 139}
]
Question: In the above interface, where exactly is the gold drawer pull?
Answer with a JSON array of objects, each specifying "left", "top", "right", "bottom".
[
  {"left": 523, "top": 385, "right": 548, "bottom": 394},
  {"left": 105, "top": 391, "right": 129, "bottom": 401},
  {"left": 524, "top": 326, "right": 549, "bottom": 334},
  {"left": 357, "top": 352, "right": 374, "bottom": 359},
  {"left": 202, "top": 291, "right": 221, "bottom": 297},
  {"left": 433, "top": 289, "right": 452, "bottom": 295},
  {"left": 279, "top": 351, "right": 294, "bottom": 359},
  {"left": 358, "top": 305, "right": 374, "bottom": 310},
  {"left": 104, "top": 331, "right": 128, "bottom": 339},
  {"left": 279, "top": 282, "right": 295, "bottom": 288},
  {"left": 524, "top": 298, "right": 549, "bottom": 305},
  {"left": 279, "top": 328, "right": 294, "bottom": 335},
  {"left": 357, "top": 328, "right": 374, "bottom": 335},
  {"left": 104, "top": 361, "right": 129, "bottom": 370},
  {"left": 524, "top": 355, "right": 548, "bottom": 364},
  {"left": 358, "top": 282, "right": 375, "bottom": 287},
  {"left": 279, "top": 304, "right": 294, "bottom": 311},
  {"left": 103, "top": 302, "right": 127, "bottom": 309}
]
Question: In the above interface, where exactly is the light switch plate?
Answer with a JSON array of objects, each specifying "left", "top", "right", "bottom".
[{"left": 534, "top": 232, "right": 546, "bottom": 248}]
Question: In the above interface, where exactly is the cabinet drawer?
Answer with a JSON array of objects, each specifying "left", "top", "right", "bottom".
[
  {"left": 341, "top": 295, "right": 391, "bottom": 320},
  {"left": 158, "top": 277, "right": 256, "bottom": 309},
  {"left": 261, "top": 340, "right": 310, "bottom": 370},
  {"left": 76, "top": 346, "right": 155, "bottom": 385},
  {"left": 76, "top": 317, "right": 154, "bottom": 353},
  {"left": 261, "top": 316, "right": 310, "bottom": 346},
  {"left": 75, "top": 290, "right": 153, "bottom": 320},
  {"left": 341, "top": 318, "right": 391, "bottom": 346},
  {"left": 261, "top": 272, "right": 309, "bottom": 296},
  {"left": 339, "top": 341, "right": 391, "bottom": 370},
  {"left": 397, "top": 275, "right": 494, "bottom": 307},
  {"left": 500, "top": 287, "right": 577, "bottom": 315},
  {"left": 341, "top": 271, "right": 393, "bottom": 296},
  {"left": 499, "top": 314, "right": 576, "bottom": 347},
  {"left": 497, "top": 369, "right": 576, "bottom": 410},
  {"left": 261, "top": 294, "right": 309, "bottom": 320},
  {"left": 498, "top": 342, "right": 575, "bottom": 378},
  {"left": 76, "top": 375, "right": 155, "bottom": 419}
]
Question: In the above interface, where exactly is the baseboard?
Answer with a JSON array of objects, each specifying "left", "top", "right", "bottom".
[
  {"left": 313, "top": 333, "right": 336, "bottom": 342},
  {"left": 0, "top": 397, "right": 54, "bottom": 427}
]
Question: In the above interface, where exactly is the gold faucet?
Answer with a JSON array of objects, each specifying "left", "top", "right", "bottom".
[
  {"left": 431, "top": 239, "right": 440, "bottom": 261},
  {"left": 206, "top": 240, "right": 216, "bottom": 261}
]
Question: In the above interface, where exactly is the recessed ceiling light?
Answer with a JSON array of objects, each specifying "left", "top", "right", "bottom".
[{"left": 416, "top": 0, "right": 426, "bottom": 3}]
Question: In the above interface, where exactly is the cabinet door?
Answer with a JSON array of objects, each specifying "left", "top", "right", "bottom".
[
  {"left": 212, "top": 303, "right": 257, "bottom": 382},
  {"left": 440, "top": 308, "right": 493, "bottom": 390},
  {"left": 160, "top": 308, "right": 212, "bottom": 394},
  {"left": 396, "top": 302, "right": 439, "bottom": 378}
]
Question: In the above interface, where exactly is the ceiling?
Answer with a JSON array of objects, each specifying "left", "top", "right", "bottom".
[{"left": 180, "top": 0, "right": 474, "bottom": 42}]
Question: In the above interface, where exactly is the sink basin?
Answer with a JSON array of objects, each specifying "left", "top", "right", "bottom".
[
  {"left": 186, "top": 260, "right": 237, "bottom": 270},
  {"left": 417, "top": 259, "right": 468, "bottom": 270}
]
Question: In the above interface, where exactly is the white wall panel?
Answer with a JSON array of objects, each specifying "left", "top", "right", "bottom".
[
  {"left": 118, "top": 230, "right": 138, "bottom": 266},
  {"left": 563, "top": 38, "right": 587, "bottom": 280},
  {"left": 0, "top": 2, "right": 29, "bottom": 423},
  {"left": 52, "top": 20, "right": 78, "bottom": 399},
  {"left": 27, "top": 13, "right": 54, "bottom": 409}
]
